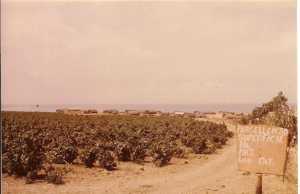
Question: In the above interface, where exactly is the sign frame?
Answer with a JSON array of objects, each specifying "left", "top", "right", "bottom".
[{"left": 236, "top": 124, "right": 289, "bottom": 176}]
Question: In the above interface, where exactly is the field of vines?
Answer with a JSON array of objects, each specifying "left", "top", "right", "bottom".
[{"left": 2, "top": 111, "right": 233, "bottom": 184}]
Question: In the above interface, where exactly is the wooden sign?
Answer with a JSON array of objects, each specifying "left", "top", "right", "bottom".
[{"left": 237, "top": 125, "right": 289, "bottom": 175}]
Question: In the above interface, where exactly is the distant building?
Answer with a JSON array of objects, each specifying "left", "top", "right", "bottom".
[
  {"left": 125, "top": 110, "right": 140, "bottom": 116},
  {"left": 172, "top": 111, "right": 185, "bottom": 117},
  {"left": 83, "top": 109, "right": 98, "bottom": 114},
  {"left": 65, "top": 109, "right": 83, "bottom": 115},
  {"left": 56, "top": 108, "right": 97, "bottom": 115},
  {"left": 56, "top": 109, "right": 68, "bottom": 113},
  {"left": 143, "top": 110, "right": 162, "bottom": 117},
  {"left": 103, "top": 109, "right": 119, "bottom": 115}
]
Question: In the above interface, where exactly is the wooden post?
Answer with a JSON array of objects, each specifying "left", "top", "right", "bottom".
[{"left": 256, "top": 174, "right": 262, "bottom": 194}]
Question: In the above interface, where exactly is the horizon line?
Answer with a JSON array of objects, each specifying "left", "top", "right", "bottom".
[{"left": 2, "top": 102, "right": 297, "bottom": 106}]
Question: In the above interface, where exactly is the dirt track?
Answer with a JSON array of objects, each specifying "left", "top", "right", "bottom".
[{"left": 3, "top": 123, "right": 295, "bottom": 194}]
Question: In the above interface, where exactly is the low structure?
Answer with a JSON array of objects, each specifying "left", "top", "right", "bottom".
[
  {"left": 56, "top": 108, "right": 96, "bottom": 115},
  {"left": 83, "top": 109, "right": 98, "bottom": 114},
  {"left": 143, "top": 110, "right": 162, "bottom": 117},
  {"left": 56, "top": 109, "right": 68, "bottom": 113},
  {"left": 65, "top": 109, "right": 83, "bottom": 115},
  {"left": 103, "top": 109, "right": 119, "bottom": 115},
  {"left": 171, "top": 111, "right": 185, "bottom": 117},
  {"left": 125, "top": 110, "right": 140, "bottom": 116}
]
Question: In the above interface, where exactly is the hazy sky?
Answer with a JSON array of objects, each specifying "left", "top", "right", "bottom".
[{"left": 1, "top": 1, "right": 296, "bottom": 105}]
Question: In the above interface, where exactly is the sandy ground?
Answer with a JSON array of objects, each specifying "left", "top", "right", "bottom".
[{"left": 3, "top": 122, "right": 297, "bottom": 194}]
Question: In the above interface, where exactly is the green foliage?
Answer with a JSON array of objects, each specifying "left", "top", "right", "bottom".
[
  {"left": 79, "top": 147, "right": 99, "bottom": 168},
  {"left": 181, "top": 121, "right": 230, "bottom": 154},
  {"left": 97, "top": 149, "right": 117, "bottom": 170},
  {"left": 51, "top": 145, "right": 78, "bottom": 164},
  {"left": 2, "top": 111, "right": 233, "bottom": 182},
  {"left": 150, "top": 141, "right": 174, "bottom": 167},
  {"left": 250, "top": 91, "right": 289, "bottom": 122},
  {"left": 172, "top": 146, "right": 185, "bottom": 158},
  {"left": 115, "top": 142, "right": 131, "bottom": 161},
  {"left": 2, "top": 132, "right": 45, "bottom": 176},
  {"left": 239, "top": 91, "right": 297, "bottom": 145},
  {"left": 239, "top": 116, "right": 250, "bottom": 125}
]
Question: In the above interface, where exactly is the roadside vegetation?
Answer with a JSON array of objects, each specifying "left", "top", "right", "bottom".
[{"left": 239, "top": 92, "right": 297, "bottom": 145}]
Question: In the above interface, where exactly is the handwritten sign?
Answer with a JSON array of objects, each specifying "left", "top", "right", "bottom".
[{"left": 237, "top": 125, "right": 288, "bottom": 175}]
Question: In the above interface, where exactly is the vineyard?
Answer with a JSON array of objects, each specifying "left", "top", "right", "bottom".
[{"left": 2, "top": 111, "right": 233, "bottom": 184}]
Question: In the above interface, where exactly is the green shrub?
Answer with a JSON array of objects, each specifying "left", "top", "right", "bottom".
[
  {"left": 80, "top": 147, "right": 98, "bottom": 168},
  {"left": 150, "top": 142, "right": 174, "bottom": 167},
  {"left": 97, "top": 149, "right": 117, "bottom": 170},
  {"left": 115, "top": 142, "right": 131, "bottom": 161},
  {"left": 2, "top": 111, "right": 235, "bottom": 182},
  {"left": 3, "top": 135, "right": 45, "bottom": 176},
  {"left": 52, "top": 145, "right": 78, "bottom": 164}
]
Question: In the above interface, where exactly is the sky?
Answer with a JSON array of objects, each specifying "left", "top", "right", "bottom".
[{"left": 1, "top": 0, "right": 297, "bottom": 105}]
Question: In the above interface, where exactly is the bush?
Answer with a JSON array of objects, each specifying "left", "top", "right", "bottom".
[
  {"left": 191, "top": 138, "right": 206, "bottom": 154},
  {"left": 52, "top": 145, "right": 78, "bottom": 164},
  {"left": 239, "top": 116, "right": 250, "bottom": 125},
  {"left": 3, "top": 135, "right": 45, "bottom": 176},
  {"left": 115, "top": 142, "right": 131, "bottom": 161},
  {"left": 202, "top": 139, "right": 217, "bottom": 154},
  {"left": 97, "top": 149, "right": 117, "bottom": 170},
  {"left": 80, "top": 147, "right": 98, "bottom": 168},
  {"left": 131, "top": 144, "right": 147, "bottom": 162},
  {"left": 150, "top": 142, "right": 174, "bottom": 167},
  {"left": 244, "top": 91, "right": 297, "bottom": 145}
]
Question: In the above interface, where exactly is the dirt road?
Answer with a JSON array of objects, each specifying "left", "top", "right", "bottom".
[{"left": 3, "top": 123, "right": 294, "bottom": 194}]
